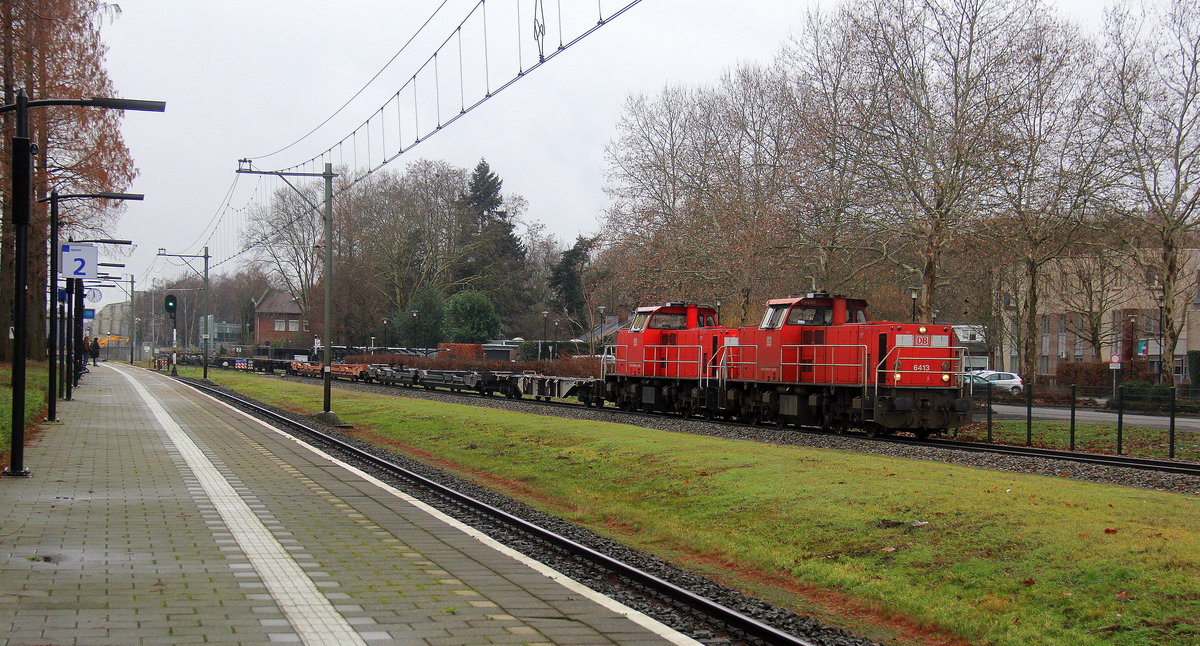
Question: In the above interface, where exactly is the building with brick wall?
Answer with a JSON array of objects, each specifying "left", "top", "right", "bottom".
[{"left": 253, "top": 290, "right": 308, "bottom": 346}]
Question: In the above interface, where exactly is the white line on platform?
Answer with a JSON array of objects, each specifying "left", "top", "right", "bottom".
[{"left": 112, "top": 366, "right": 366, "bottom": 646}]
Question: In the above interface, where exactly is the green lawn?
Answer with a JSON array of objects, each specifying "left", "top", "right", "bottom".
[
  {"left": 0, "top": 362, "right": 49, "bottom": 458},
  {"left": 185, "top": 367, "right": 1200, "bottom": 645}
]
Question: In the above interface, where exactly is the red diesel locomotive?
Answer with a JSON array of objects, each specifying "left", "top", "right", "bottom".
[{"left": 601, "top": 293, "right": 972, "bottom": 437}]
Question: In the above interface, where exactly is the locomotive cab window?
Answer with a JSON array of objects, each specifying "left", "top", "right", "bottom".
[
  {"left": 786, "top": 306, "right": 831, "bottom": 326},
  {"left": 630, "top": 312, "right": 650, "bottom": 332},
  {"left": 760, "top": 304, "right": 789, "bottom": 329},
  {"left": 704, "top": 315, "right": 716, "bottom": 327},
  {"left": 649, "top": 312, "right": 687, "bottom": 330},
  {"left": 852, "top": 309, "right": 867, "bottom": 323}
]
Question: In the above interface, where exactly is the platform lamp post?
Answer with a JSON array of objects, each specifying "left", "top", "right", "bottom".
[
  {"left": 909, "top": 286, "right": 920, "bottom": 323},
  {"left": 70, "top": 240, "right": 131, "bottom": 390},
  {"left": 236, "top": 160, "right": 341, "bottom": 425},
  {"left": 3, "top": 91, "right": 162, "bottom": 478},
  {"left": 156, "top": 247, "right": 210, "bottom": 379},
  {"left": 97, "top": 270, "right": 134, "bottom": 365},
  {"left": 38, "top": 191, "right": 142, "bottom": 424}
]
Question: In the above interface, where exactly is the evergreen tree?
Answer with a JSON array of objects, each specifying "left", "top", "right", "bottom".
[
  {"left": 402, "top": 285, "right": 445, "bottom": 348},
  {"left": 450, "top": 159, "right": 532, "bottom": 334},
  {"left": 443, "top": 291, "right": 501, "bottom": 343},
  {"left": 549, "top": 236, "right": 598, "bottom": 323}
]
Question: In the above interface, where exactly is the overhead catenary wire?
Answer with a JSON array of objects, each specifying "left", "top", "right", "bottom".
[
  {"left": 246, "top": 0, "right": 452, "bottom": 161},
  {"left": 221, "top": 0, "right": 645, "bottom": 275}
]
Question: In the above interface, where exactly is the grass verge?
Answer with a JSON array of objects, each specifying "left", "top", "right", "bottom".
[
  {"left": 0, "top": 362, "right": 50, "bottom": 459},
  {"left": 192, "top": 367, "right": 1200, "bottom": 646}
]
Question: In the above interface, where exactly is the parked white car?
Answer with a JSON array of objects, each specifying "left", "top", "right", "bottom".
[{"left": 971, "top": 370, "right": 1024, "bottom": 394}]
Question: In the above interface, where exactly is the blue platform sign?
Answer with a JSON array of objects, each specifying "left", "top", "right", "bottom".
[{"left": 83, "top": 308, "right": 95, "bottom": 320}]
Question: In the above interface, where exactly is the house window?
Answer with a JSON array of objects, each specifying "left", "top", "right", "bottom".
[
  {"left": 274, "top": 319, "right": 286, "bottom": 331},
  {"left": 288, "top": 319, "right": 299, "bottom": 332}
]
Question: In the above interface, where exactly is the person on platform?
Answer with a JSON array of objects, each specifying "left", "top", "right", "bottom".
[{"left": 89, "top": 337, "right": 100, "bottom": 366}]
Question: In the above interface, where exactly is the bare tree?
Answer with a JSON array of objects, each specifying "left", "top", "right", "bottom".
[
  {"left": 847, "top": 0, "right": 1040, "bottom": 319},
  {"left": 1100, "top": 0, "right": 1200, "bottom": 377},
  {"left": 991, "top": 12, "right": 1112, "bottom": 378},
  {"left": 243, "top": 183, "right": 323, "bottom": 317}
]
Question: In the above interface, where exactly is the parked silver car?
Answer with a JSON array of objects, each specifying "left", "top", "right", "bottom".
[{"left": 971, "top": 370, "right": 1023, "bottom": 394}]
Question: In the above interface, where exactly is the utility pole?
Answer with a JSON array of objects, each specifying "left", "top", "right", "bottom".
[{"left": 236, "top": 160, "right": 343, "bottom": 426}]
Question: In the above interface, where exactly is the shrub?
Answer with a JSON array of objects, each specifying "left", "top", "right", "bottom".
[{"left": 1056, "top": 359, "right": 1154, "bottom": 387}]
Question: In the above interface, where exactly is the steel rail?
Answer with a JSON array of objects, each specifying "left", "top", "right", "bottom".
[{"left": 180, "top": 378, "right": 818, "bottom": 646}]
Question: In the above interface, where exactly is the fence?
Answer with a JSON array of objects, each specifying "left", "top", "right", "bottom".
[{"left": 965, "top": 383, "right": 1198, "bottom": 462}]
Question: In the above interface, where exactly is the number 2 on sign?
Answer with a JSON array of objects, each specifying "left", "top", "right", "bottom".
[{"left": 73, "top": 258, "right": 86, "bottom": 276}]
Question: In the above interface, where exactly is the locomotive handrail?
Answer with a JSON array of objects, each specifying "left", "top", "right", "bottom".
[
  {"left": 707, "top": 344, "right": 758, "bottom": 393},
  {"left": 600, "top": 344, "right": 619, "bottom": 379},
  {"left": 872, "top": 345, "right": 969, "bottom": 398},
  {"left": 777, "top": 344, "right": 871, "bottom": 402},
  {"left": 642, "top": 344, "right": 705, "bottom": 381}
]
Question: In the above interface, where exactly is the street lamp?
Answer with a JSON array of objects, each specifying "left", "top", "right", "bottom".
[
  {"left": 411, "top": 310, "right": 419, "bottom": 349},
  {"left": 541, "top": 311, "right": 549, "bottom": 361},
  {"left": 67, "top": 239, "right": 132, "bottom": 394},
  {"left": 908, "top": 286, "right": 920, "bottom": 323},
  {"left": 96, "top": 271, "right": 136, "bottom": 367},
  {"left": 553, "top": 319, "right": 560, "bottom": 360},
  {"left": 3, "top": 90, "right": 162, "bottom": 477},
  {"left": 715, "top": 299, "right": 722, "bottom": 323}
]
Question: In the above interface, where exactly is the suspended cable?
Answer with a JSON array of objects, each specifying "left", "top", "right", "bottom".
[{"left": 246, "top": 0, "right": 452, "bottom": 160}]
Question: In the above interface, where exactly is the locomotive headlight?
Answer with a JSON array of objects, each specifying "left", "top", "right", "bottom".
[
  {"left": 893, "top": 372, "right": 902, "bottom": 382},
  {"left": 918, "top": 326, "right": 927, "bottom": 334},
  {"left": 941, "top": 373, "right": 951, "bottom": 383}
]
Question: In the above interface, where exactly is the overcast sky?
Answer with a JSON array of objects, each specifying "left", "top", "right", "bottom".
[{"left": 92, "top": 0, "right": 1107, "bottom": 308}]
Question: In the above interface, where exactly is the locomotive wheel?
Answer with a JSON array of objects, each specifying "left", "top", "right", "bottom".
[
  {"left": 864, "top": 423, "right": 886, "bottom": 438},
  {"left": 913, "top": 429, "right": 931, "bottom": 440}
]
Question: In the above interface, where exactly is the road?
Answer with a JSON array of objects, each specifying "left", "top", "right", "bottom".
[{"left": 988, "top": 404, "right": 1200, "bottom": 432}]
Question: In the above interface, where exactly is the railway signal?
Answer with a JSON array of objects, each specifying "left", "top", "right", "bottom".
[{"left": 164, "top": 294, "right": 178, "bottom": 320}]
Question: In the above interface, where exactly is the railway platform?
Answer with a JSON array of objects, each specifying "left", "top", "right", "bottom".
[{"left": 0, "top": 363, "right": 694, "bottom": 645}]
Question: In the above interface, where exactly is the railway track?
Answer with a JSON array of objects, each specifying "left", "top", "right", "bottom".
[
  {"left": 182, "top": 378, "right": 849, "bottom": 646},
  {"left": 281, "top": 371, "right": 1200, "bottom": 478}
]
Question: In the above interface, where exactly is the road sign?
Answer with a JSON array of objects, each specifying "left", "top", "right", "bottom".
[
  {"left": 1110, "top": 353, "right": 1121, "bottom": 370},
  {"left": 60, "top": 243, "right": 98, "bottom": 279}
]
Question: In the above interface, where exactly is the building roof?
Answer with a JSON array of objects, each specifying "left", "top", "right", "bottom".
[{"left": 255, "top": 290, "right": 302, "bottom": 315}]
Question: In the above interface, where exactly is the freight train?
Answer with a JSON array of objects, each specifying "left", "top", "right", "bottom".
[{"left": 253, "top": 292, "right": 971, "bottom": 438}]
